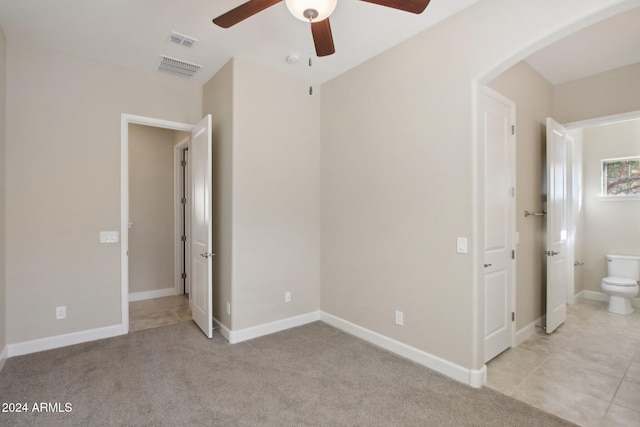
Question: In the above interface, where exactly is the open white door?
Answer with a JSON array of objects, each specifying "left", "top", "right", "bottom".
[
  {"left": 482, "top": 87, "right": 516, "bottom": 363},
  {"left": 545, "top": 118, "right": 569, "bottom": 334},
  {"left": 190, "top": 115, "right": 213, "bottom": 338}
]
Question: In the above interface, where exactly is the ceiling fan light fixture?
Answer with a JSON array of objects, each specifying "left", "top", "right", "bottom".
[{"left": 285, "top": 0, "right": 337, "bottom": 22}]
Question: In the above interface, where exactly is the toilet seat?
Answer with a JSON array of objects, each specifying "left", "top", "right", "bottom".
[{"left": 602, "top": 276, "right": 638, "bottom": 287}]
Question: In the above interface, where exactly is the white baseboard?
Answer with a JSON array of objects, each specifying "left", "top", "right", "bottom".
[
  {"left": 0, "top": 345, "right": 8, "bottom": 373},
  {"left": 320, "top": 312, "right": 481, "bottom": 388},
  {"left": 515, "top": 317, "right": 542, "bottom": 346},
  {"left": 7, "top": 324, "right": 126, "bottom": 357},
  {"left": 578, "top": 289, "right": 640, "bottom": 308},
  {"left": 129, "top": 287, "right": 177, "bottom": 302},
  {"left": 228, "top": 311, "right": 321, "bottom": 344}
]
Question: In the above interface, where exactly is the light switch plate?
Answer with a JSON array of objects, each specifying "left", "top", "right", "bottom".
[
  {"left": 100, "top": 231, "right": 119, "bottom": 243},
  {"left": 456, "top": 237, "right": 468, "bottom": 254}
]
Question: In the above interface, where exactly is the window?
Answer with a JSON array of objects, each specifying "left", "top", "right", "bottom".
[{"left": 602, "top": 157, "right": 640, "bottom": 196}]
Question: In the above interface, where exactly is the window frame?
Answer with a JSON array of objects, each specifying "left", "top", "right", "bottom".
[{"left": 601, "top": 156, "right": 640, "bottom": 198}]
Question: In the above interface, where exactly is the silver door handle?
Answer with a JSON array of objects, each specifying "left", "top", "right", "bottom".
[
  {"left": 484, "top": 263, "right": 492, "bottom": 267},
  {"left": 200, "top": 252, "right": 216, "bottom": 259},
  {"left": 544, "top": 250, "right": 559, "bottom": 256}
]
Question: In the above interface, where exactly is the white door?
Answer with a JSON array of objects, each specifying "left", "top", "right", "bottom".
[
  {"left": 545, "top": 118, "right": 569, "bottom": 334},
  {"left": 190, "top": 115, "right": 213, "bottom": 338},
  {"left": 482, "top": 88, "right": 516, "bottom": 363}
]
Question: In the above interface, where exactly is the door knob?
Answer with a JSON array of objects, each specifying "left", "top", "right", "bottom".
[
  {"left": 484, "top": 263, "right": 492, "bottom": 267},
  {"left": 200, "top": 252, "right": 216, "bottom": 259},
  {"left": 544, "top": 250, "right": 559, "bottom": 256}
]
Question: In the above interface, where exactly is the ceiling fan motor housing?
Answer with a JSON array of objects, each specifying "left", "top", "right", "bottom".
[{"left": 285, "top": 0, "right": 337, "bottom": 22}]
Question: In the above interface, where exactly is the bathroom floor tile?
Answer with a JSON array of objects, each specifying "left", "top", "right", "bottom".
[
  {"left": 550, "top": 348, "right": 628, "bottom": 380},
  {"left": 613, "top": 380, "right": 640, "bottom": 412},
  {"left": 511, "top": 373, "right": 609, "bottom": 427},
  {"left": 603, "top": 404, "right": 640, "bottom": 427},
  {"left": 485, "top": 363, "right": 533, "bottom": 395},
  {"left": 487, "top": 298, "right": 640, "bottom": 427},
  {"left": 624, "top": 361, "right": 640, "bottom": 383},
  {"left": 533, "top": 357, "right": 621, "bottom": 401}
]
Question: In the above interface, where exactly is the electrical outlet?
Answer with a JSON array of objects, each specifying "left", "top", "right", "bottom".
[
  {"left": 56, "top": 306, "right": 66, "bottom": 320},
  {"left": 395, "top": 310, "right": 403, "bottom": 326},
  {"left": 226, "top": 302, "right": 231, "bottom": 315},
  {"left": 285, "top": 291, "right": 291, "bottom": 303}
]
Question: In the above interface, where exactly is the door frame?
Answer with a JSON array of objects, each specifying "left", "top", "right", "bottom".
[
  {"left": 120, "top": 114, "right": 196, "bottom": 332},
  {"left": 563, "top": 109, "right": 640, "bottom": 303},
  {"left": 174, "top": 139, "right": 190, "bottom": 296}
]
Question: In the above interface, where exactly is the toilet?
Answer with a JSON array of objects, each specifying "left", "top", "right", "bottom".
[{"left": 601, "top": 254, "right": 640, "bottom": 314}]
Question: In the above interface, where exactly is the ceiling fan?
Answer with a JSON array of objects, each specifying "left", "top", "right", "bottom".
[{"left": 212, "top": 0, "right": 431, "bottom": 57}]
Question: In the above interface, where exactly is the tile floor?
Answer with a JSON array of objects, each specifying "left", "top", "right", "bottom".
[
  {"left": 129, "top": 294, "right": 192, "bottom": 332},
  {"left": 487, "top": 298, "right": 640, "bottom": 427}
]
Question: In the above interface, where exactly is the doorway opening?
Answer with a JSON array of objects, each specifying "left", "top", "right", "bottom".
[
  {"left": 127, "top": 124, "right": 191, "bottom": 332},
  {"left": 120, "top": 114, "right": 196, "bottom": 333}
]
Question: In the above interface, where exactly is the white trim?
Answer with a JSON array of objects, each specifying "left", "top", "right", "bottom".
[
  {"left": 320, "top": 312, "right": 480, "bottom": 387},
  {"left": 563, "top": 109, "right": 640, "bottom": 130},
  {"left": 121, "top": 114, "right": 196, "bottom": 334},
  {"left": 470, "top": 80, "right": 482, "bottom": 372},
  {"left": 578, "top": 290, "right": 609, "bottom": 302},
  {"left": 470, "top": 365, "right": 487, "bottom": 388},
  {"left": 578, "top": 289, "right": 640, "bottom": 308},
  {"left": 228, "top": 311, "right": 321, "bottom": 344},
  {"left": 580, "top": 289, "right": 640, "bottom": 307},
  {"left": 128, "top": 287, "right": 177, "bottom": 302},
  {"left": 0, "top": 346, "right": 8, "bottom": 373},
  {"left": 6, "top": 325, "right": 125, "bottom": 357},
  {"left": 515, "top": 317, "right": 541, "bottom": 346}
]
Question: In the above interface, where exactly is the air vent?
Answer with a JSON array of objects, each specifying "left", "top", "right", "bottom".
[
  {"left": 168, "top": 31, "right": 198, "bottom": 48},
  {"left": 158, "top": 56, "right": 202, "bottom": 79}
]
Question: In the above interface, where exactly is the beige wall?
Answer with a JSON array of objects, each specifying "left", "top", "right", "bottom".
[
  {"left": 128, "top": 124, "right": 179, "bottom": 294},
  {"left": 580, "top": 119, "right": 640, "bottom": 291},
  {"left": 489, "top": 61, "right": 553, "bottom": 330},
  {"left": 231, "top": 58, "right": 321, "bottom": 330},
  {"left": 320, "top": 0, "right": 628, "bottom": 369},
  {"left": 0, "top": 25, "right": 7, "bottom": 360},
  {"left": 202, "top": 60, "right": 234, "bottom": 328},
  {"left": 554, "top": 62, "right": 640, "bottom": 123},
  {"left": 5, "top": 42, "right": 202, "bottom": 344},
  {"left": 202, "top": 58, "right": 321, "bottom": 331}
]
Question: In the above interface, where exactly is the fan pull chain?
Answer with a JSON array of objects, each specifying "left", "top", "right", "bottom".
[{"left": 308, "top": 57, "right": 313, "bottom": 96}]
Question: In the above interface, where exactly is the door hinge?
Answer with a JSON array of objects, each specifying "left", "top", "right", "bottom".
[
  {"left": 181, "top": 160, "right": 187, "bottom": 167},
  {"left": 511, "top": 125, "right": 515, "bottom": 135},
  {"left": 510, "top": 187, "right": 515, "bottom": 198},
  {"left": 512, "top": 312, "right": 515, "bottom": 322},
  {"left": 512, "top": 249, "right": 515, "bottom": 260},
  {"left": 181, "top": 235, "right": 187, "bottom": 242},
  {"left": 181, "top": 197, "right": 187, "bottom": 204},
  {"left": 181, "top": 272, "right": 187, "bottom": 279}
]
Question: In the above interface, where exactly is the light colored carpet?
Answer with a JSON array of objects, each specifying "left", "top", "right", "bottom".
[{"left": 0, "top": 321, "right": 576, "bottom": 426}]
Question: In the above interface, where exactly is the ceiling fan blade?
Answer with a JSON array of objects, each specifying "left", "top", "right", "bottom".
[
  {"left": 311, "top": 18, "right": 335, "bottom": 57},
  {"left": 358, "top": 0, "right": 430, "bottom": 14},
  {"left": 213, "top": 0, "right": 283, "bottom": 28}
]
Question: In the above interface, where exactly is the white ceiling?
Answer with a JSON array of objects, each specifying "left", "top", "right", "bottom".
[
  {"left": 0, "top": 1, "right": 638, "bottom": 87},
  {"left": 525, "top": 6, "right": 640, "bottom": 85},
  {"left": 0, "top": 0, "right": 480, "bottom": 85}
]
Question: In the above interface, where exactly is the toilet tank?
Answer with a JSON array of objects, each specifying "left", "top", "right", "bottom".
[{"left": 607, "top": 254, "right": 640, "bottom": 281}]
